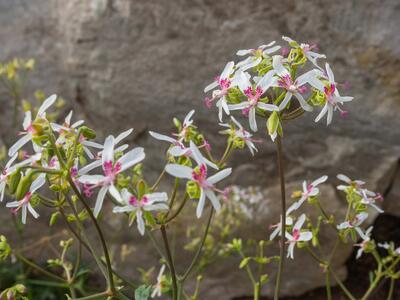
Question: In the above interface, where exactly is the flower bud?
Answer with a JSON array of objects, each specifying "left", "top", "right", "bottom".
[
  {"left": 7, "top": 170, "right": 22, "bottom": 194},
  {"left": 80, "top": 126, "right": 96, "bottom": 140},
  {"left": 186, "top": 181, "right": 200, "bottom": 199},
  {"left": 15, "top": 172, "right": 34, "bottom": 200}
]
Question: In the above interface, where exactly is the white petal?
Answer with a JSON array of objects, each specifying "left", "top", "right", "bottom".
[
  {"left": 236, "top": 49, "right": 252, "bottom": 56},
  {"left": 263, "top": 45, "right": 281, "bottom": 55},
  {"left": 196, "top": 189, "right": 206, "bottom": 218},
  {"left": 249, "top": 107, "right": 257, "bottom": 132},
  {"left": 94, "top": 186, "right": 108, "bottom": 217},
  {"left": 30, "top": 174, "right": 46, "bottom": 193},
  {"left": 168, "top": 146, "right": 188, "bottom": 157},
  {"left": 257, "top": 102, "right": 279, "bottom": 111},
  {"left": 294, "top": 214, "right": 306, "bottom": 230},
  {"left": 118, "top": 147, "right": 145, "bottom": 172},
  {"left": 65, "top": 111, "right": 73, "bottom": 125},
  {"left": 207, "top": 168, "right": 232, "bottom": 184},
  {"left": 37, "top": 94, "right": 57, "bottom": 117},
  {"left": 115, "top": 128, "right": 133, "bottom": 145},
  {"left": 272, "top": 55, "right": 290, "bottom": 77},
  {"left": 108, "top": 184, "right": 123, "bottom": 203},
  {"left": 278, "top": 92, "right": 293, "bottom": 111},
  {"left": 228, "top": 102, "right": 248, "bottom": 111},
  {"left": 236, "top": 71, "right": 252, "bottom": 94},
  {"left": 146, "top": 192, "right": 168, "bottom": 203},
  {"left": 22, "top": 205, "right": 27, "bottom": 224},
  {"left": 113, "top": 206, "right": 135, "bottom": 213},
  {"left": 325, "top": 63, "right": 335, "bottom": 84},
  {"left": 183, "top": 110, "right": 195, "bottom": 126},
  {"left": 102, "top": 135, "right": 115, "bottom": 166},
  {"left": 205, "top": 190, "right": 221, "bottom": 212},
  {"left": 220, "top": 61, "right": 235, "bottom": 80},
  {"left": 8, "top": 134, "right": 32, "bottom": 156},
  {"left": 23, "top": 111, "right": 32, "bottom": 130},
  {"left": 204, "top": 81, "right": 219, "bottom": 93},
  {"left": 294, "top": 93, "right": 313, "bottom": 112},
  {"left": 137, "top": 210, "right": 145, "bottom": 235},
  {"left": 165, "top": 164, "right": 193, "bottom": 179},
  {"left": 78, "top": 175, "right": 105, "bottom": 185},
  {"left": 312, "top": 175, "right": 328, "bottom": 186},
  {"left": 28, "top": 204, "right": 39, "bottom": 219},
  {"left": 256, "top": 70, "right": 276, "bottom": 92},
  {"left": 299, "top": 231, "right": 312, "bottom": 241},
  {"left": 149, "top": 131, "right": 177, "bottom": 144},
  {"left": 314, "top": 103, "right": 328, "bottom": 123},
  {"left": 78, "top": 160, "right": 102, "bottom": 176},
  {"left": 189, "top": 141, "right": 218, "bottom": 170}
]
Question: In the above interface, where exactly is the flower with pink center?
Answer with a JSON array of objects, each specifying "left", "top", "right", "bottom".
[
  {"left": 336, "top": 174, "right": 383, "bottom": 213},
  {"left": 51, "top": 110, "right": 84, "bottom": 145},
  {"left": 204, "top": 62, "right": 236, "bottom": 121},
  {"left": 286, "top": 175, "right": 328, "bottom": 215},
  {"left": 354, "top": 226, "right": 373, "bottom": 259},
  {"left": 0, "top": 153, "right": 41, "bottom": 202},
  {"left": 78, "top": 135, "right": 145, "bottom": 217},
  {"left": 337, "top": 212, "right": 369, "bottom": 239},
  {"left": 228, "top": 70, "right": 279, "bottom": 132},
  {"left": 165, "top": 141, "right": 232, "bottom": 218},
  {"left": 149, "top": 129, "right": 218, "bottom": 170},
  {"left": 77, "top": 128, "right": 133, "bottom": 176},
  {"left": 285, "top": 214, "right": 312, "bottom": 259},
  {"left": 6, "top": 174, "right": 46, "bottom": 224},
  {"left": 236, "top": 41, "right": 281, "bottom": 71},
  {"left": 272, "top": 55, "right": 320, "bottom": 112},
  {"left": 314, "top": 63, "right": 353, "bottom": 125},
  {"left": 270, "top": 215, "right": 294, "bottom": 241},
  {"left": 113, "top": 189, "right": 168, "bottom": 235},
  {"left": 8, "top": 94, "right": 57, "bottom": 156},
  {"left": 219, "top": 116, "right": 260, "bottom": 156},
  {"left": 282, "top": 36, "right": 326, "bottom": 69}
]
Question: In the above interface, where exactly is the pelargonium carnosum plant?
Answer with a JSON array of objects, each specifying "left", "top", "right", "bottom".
[{"left": 0, "top": 35, "right": 398, "bottom": 300}]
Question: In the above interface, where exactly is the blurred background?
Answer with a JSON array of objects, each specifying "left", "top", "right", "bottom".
[{"left": 0, "top": 0, "right": 399, "bottom": 299}]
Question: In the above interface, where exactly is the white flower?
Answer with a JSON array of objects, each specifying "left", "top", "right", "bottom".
[
  {"left": 0, "top": 153, "right": 41, "bottom": 202},
  {"left": 354, "top": 226, "right": 373, "bottom": 259},
  {"left": 6, "top": 173, "right": 46, "bottom": 224},
  {"left": 285, "top": 214, "right": 312, "bottom": 259},
  {"left": 78, "top": 128, "right": 133, "bottom": 175},
  {"left": 165, "top": 142, "right": 232, "bottom": 218},
  {"left": 282, "top": 36, "right": 326, "bottom": 69},
  {"left": 51, "top": 110, "right": 84, "bottom": 144},
  {"left": 204, "top": 62, "right": 236, "bottom": 121},
  {"left": 236, "top": 41, "right": 281, "bottom": 71},
  {"left": 286, "top": 175, "right": 328, "bottom": 215},
  {"left": 336, "top": 174, "right": 383, "bottom": 213},
  {"left": 219, "top": 116, "right": 259, "bottom": 155},
  {"left": 8, "top": 94, "right": 57, "bottom": 156},
  {"left": 272, "top": 55, "right": 321, "bottom": 112},
  {"left": 113, "top": 189, "right": 168, "bottom": 235},
  {"left": 78, "top": 135, "right": 145, "bottom": 217},
  {"left": 228, "top": 70, "right": 279, "bottom": 132},
  {"left": 150, "top": 132, "right": 218, "bottom": 169},
  {"left": 151, "top": 264, "right": 166, "bottom": 298},
  {"left": 269, "top": 214, "right": 293, "bottom": 241},
  {"left": 314, "top": 63, "right": 353, "bottom": 125},
  {"left": 337, "top": 211, "right": 369, "bottom": 238},
  {"left": 174, "top": 110, "right": 195, "bottom": 142}
]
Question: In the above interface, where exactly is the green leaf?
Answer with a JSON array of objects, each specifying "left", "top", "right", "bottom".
[{"left": 135, "top": 285, "right": 152, "bottom": 300}]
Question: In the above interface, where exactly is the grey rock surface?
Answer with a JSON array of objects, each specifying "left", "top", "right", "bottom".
[{"left": 0, "top": 0, "right": 399, "bottom": 298}]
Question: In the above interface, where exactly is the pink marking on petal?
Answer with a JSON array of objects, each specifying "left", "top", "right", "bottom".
[{"left": 281, "top": 47, "right": 290, "bottom": 57}]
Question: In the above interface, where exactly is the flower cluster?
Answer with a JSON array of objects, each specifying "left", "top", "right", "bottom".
[{"left": 204, "top": 36, "right": 353, "bottom": 141}]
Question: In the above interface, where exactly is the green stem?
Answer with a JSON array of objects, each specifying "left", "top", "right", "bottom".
[
  {"left": 325, "top": 271, "right": 332, "bottom": 300},
  {"left": 254, "top": 282, "right": 261, "bottom": 300},
  {"left": 386, "top": 278, "right": 395, "bottom": 300},
  {"left": 66, "top": 175, "right": 116, "bottom": 295},
  {"left": 274, "top": 135, "right": 286, "bottom": 300},
  {"left": 360, "top": 264, "right": 383, "bottom": 300},
  {"left": 15, "top": 252, "right": 65, "bottom": 282},
  {"left": 164, "top": 194, "right": 189, "bottom": 223},
  {"left": 160, "top": 225, "right": 178, "bottom": 300},
  {"left": 72, "top": 290, "right": 110, "bottom": 300},
  {"left": 179, "top": 208, "right": 213, "bottom": 282}
]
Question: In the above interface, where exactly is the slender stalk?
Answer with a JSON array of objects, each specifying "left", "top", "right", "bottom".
[
  {"left": 180, "top": 208, "right": 213, "bottom": 282},
  {"left": 325, "top": 271, "right": 332, "bottom": 300},
  {"left": 274, "top": 135, "right": 286, "bottom": 300},
  {"left": 72, "top": 290, "right": 110, "bottom": 300},
  {"left": 386, "top": 279, "right": 395, "bottom": 300},
  {"left": 254, "top": 282, "right": 261, "bottom": 300},
  {"left": 164, "top": 194, "right": 189, "bottom": 223},
  {"left": 66, "top": 175, "right": 116, "bottom": 295},
  {"left": 15, "top": 252, "right": 65, "bottom": 282},
  {"left": 160, "top": 225, "right": 178, "bottom": 300}
]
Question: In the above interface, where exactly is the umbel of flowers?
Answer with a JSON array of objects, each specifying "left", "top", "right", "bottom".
[{"left": 0, "top": 36, "right": 397, "bottom": 300}]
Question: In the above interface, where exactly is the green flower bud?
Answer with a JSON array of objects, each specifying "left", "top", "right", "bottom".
[
  {"left": 0, "top": 235, "right": 11, "bottom": 261},
  {"left": 232, "top": 137, "right": 245, "bottom": 150},
  {"left": 15, "top": 172, "right": 34, "bottom": 200},
  {"left": 173, "top": 118, "right": 182, "bottom": 130},
  {"left": 49, "top": 212, "right": 60, "bottom": 227},
  {"left": 186, "top": 181, "right": 200, "bottom": 199},
  {"left": 267, "top": 111, "right": 279, "bottom": 136},
  {"left": 80, "top": 126, "right": 96, "bottom": 140},
  {"left": 7, "top": 170, "right": 22, "bottom": 194}
]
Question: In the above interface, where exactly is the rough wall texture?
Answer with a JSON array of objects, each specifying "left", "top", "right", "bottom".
[{"left": 0, "top": 0, "right": 399, "bottom": 298}]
